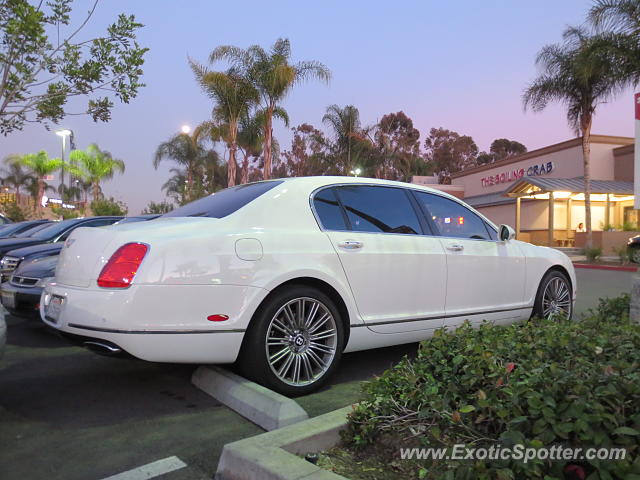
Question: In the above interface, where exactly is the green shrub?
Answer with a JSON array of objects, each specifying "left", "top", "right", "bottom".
[
  {"left": 91, "top": 197, "right": 127, "bottom": 216},
  {"left": 51, "top": 205, "right": 80, "bottom": 220},
  {"left": 343, "top": 295, "right": 639, "bottom": 479},
  {"left": 611, "top": 245, "right": 630, "bottom": 265},
  {"left": 141, "top": 200, "right": 173, "bottom": 214},
  {"left": 585, "top": 246, "right": 602, "bottom": 262},
  {"left": 2, "top": 202, "right": 26, "bottom": 222}
]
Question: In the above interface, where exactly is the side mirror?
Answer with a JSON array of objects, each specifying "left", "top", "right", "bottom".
[{"left": 499, "top": 224, "right": 516, "bottom": 242}]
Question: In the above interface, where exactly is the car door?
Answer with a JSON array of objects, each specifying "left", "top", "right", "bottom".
[
  {"left": 412, "top": 191, "right": 527, "bottom": 328},
  {"left": 313, "top": 185, "right": 447, "bottom": 333}
]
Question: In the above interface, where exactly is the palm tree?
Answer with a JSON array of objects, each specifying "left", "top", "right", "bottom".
[
  {"left": 322, "top": 104, "right": 362, "bottom": 174},
  {"left": 524, "top": 26, "right": 638, "bottom": 248},
  {"left": 154, "top": 130, "right": 208, "bottom": 202},
  {"left": 8, "top": 150, "right": 63, "bottom": 213},
  {"left": 237, "top": 114, "right": 264, "bottom": 184},
  {"left": 1, "top": 161, "right": 35, "bottom": 199},
  {"left": 588, "top": 0, "right": 640, "bottom": 85},
  {"left": 589, "top": 0, "right": 640, "bottom": 35},
  {"left": 210, "top": 38, "right": 331, "bottom": 180},
  {"left": 190, "top": 61, "right": 258, "bottom": 187},
  {"left": 162, "top": 168, "right": 189, "bottom": 205},
  {"left": 68, "top": 144, "right": 125, "bottom": 202}
]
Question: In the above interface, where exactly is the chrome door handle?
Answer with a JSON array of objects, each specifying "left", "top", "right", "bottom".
[
  {"left": 446, "top": 243, "right": 464, "bottom": 252},
  {"left": 338, "top": 240, "right": 363, "bottom": 250}
]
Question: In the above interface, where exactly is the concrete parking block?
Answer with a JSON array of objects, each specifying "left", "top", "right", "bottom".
[
  {"left": 192, "top": 366, "right": 309, "bottom": 431},
  {"left": 216, "top": 406, "right": 351, "bottom": 480}
]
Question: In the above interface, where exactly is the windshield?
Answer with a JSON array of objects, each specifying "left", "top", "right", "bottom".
[
  {"left": 29, "top": 219, "right": 81, "bottom": 240},
  {"left": 0, "top": 222, "right": 42, "bottom": 236},
  {"left": 162, "top": 181, "right": 283, "bottom": 219},
  {"left": 12, "top": 222, "right": 52, "bottom": 238}
]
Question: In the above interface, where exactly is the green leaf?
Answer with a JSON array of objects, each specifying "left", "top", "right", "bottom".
[
  {"left": 460, "top": 405, "right": 476, "bottom": 413},
  {"left": 613, "top": 426, "right": 640, "bottom": 436}
]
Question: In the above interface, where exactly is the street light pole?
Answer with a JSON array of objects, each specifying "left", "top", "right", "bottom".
[{"left": 56, "top": 129, "right": 71, "bottom": 193}]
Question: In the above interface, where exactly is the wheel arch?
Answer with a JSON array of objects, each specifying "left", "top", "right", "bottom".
[
  {"left": 245, "top": 276, "right": 352, "bottom": 349},
  {"left": 544, "top": 264, "right": 573, "bottom": 293}
]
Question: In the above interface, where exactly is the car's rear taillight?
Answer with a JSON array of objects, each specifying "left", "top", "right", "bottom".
[{"left": 97, "top": 243, "right": 149, "bottom": 288}]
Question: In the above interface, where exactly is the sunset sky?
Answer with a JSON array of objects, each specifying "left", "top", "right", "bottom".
[{"left": 2, "top": 0, "right": 637, "bottom": 214}]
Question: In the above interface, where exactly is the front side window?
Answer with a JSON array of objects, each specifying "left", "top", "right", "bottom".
[
  {"left": 336, "top": 186, "right": 421, "bottom": 234},
  {"left": 414, "top": 192, "right": 493, "bottom": 240},
  {"left": 313, "top": 188, "right": 347, "bottom": 230},
  {"left": 163, "top": 181, "right": 283, "bottom": 219}
]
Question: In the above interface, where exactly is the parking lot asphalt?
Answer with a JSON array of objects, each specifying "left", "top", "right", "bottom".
[{"left": 0, "top": 267, "right": 634, "bottom": 480}]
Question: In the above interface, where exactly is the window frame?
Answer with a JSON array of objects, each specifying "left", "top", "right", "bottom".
[
  {"left": 410, "top": 190, "right": 499, "bottom": 242},
  {"left": 310, "top": 184, "right": 434, "bottom": 236},
  {"left": 310, "top": 183, "right": 499, "bottom": 241}
]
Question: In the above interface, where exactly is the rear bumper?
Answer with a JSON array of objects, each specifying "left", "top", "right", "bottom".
[{"left": 40, "top": 282, "right": 269, "bottom": 363}]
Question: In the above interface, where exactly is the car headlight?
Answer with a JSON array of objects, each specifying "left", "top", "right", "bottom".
[{"left": 35, "top": 277, "right": 55, "bottom": 288}]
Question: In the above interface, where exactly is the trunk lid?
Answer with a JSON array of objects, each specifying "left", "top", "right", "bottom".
[{"left": 55, "top": 217, "right": 220, "bottom": 288}]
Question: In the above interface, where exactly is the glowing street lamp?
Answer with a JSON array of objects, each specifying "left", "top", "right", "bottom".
[
  {"left": 350, "top": 167, "right": 362, "bottom": 177},
  {"left": 181, "top": 124, "right": 191, "bottom": 134}
]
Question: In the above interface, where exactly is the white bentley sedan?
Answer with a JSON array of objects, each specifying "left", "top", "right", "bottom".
[{"left": 41, "top": 177, "right": 575, "bottom": 395}]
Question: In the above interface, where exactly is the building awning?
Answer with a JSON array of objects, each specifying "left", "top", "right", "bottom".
[
  {"left": 464, "top": 192, "right": 515, "bottom": 208},
  {"left": 504, "top": 177, "right": 634, "bottom": 197}
]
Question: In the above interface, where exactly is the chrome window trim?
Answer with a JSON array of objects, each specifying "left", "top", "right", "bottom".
[{"left": 309, "top": 182, "right": 503, "bottom": 243}]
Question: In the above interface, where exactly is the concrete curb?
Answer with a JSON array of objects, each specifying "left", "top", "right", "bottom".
[
  {"left": 216, "top": 405, "right": 352, "bottom": 480},
  {"left": 191, "top": 366, "right": 309, "bottom": 431},
  {"left": 573, "top": 263, "right": 637, "bottom": 272}
]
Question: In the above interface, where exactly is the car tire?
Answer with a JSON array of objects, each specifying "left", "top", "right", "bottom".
[
  {"left": 532, "top": 270, "right": 573, "bottom": 320},
  {"left": 237, "top": 285, "right": 345, "bottom": 397},
  {"left": 629, "top": 247, "right": 640, "bottom": 264}
]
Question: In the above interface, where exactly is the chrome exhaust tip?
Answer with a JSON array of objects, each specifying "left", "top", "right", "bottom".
[{"left": 83, "top": 340, "right": 123, "bottom": 356}]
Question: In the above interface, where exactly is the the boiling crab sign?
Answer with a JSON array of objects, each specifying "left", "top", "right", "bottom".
[{"left": 635, "top": 93, "right": 640, "bottom": 209}]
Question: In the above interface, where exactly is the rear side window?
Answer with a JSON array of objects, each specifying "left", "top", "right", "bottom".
[
  {"left": 312, "top": 188, "right": 347, "bottom": 230},
  {"left": 336, "top": 186, "right": 421, "bottom": 234},
  {"left": 414, "top": 191, "right": 493, "bottom": 240},
  {"left": 163, "top": 181, "right": 283, "bottom": 218}
]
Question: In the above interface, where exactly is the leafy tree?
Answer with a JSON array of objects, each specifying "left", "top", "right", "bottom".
[
  {"left": 210, "top": 38, "right": 331, "bottom": 179},
  {"left": 523, "top": 26, "right": 638, "bottom": 247},
  {"left": 0, "top": 0, "right": 148, "bottom": 134},
  {"left": 490, "top": 138, "right": 527, "bottom": 160},
  {"left": 68, "top": 143, "right": 125, "bottom": 201},
  {"left": 589, "top": 0, "right": 640, "bottom": 35},
  {"left": 372, "top": 111, "right": 422, "bottom": 181},
  {"left": 277, "top": 124, "right": 330, "bottom": 177},
  {"left": 190, "top": 62, "right": 258, "bottom": 187},
  {"left": 141, "top": 200, "right": 174, "bottom": 214},
  {"left": 423, "top": 127, "right": 478, "bottom": 182},
  {"left": 1, "top": 160, "right": 35, "bottom": 197},
  {"left": 7, "top": 150, "right": 62, "bottom": 213},
  {"left": 91, "top": 197, "right": 127, "bottom": 216}
]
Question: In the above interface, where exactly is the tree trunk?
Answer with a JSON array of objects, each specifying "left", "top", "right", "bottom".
[
  {"left": 186, "top": 166, "right": 194, "bottom": 203},
  {"left": 581, "top": 116, "right": 593, "bottom": 249},
  {"left": 228, "top": 122, "right": 238, "bottom": 187},
  {"left": 93, "top": 181, "right": 101, "bottom": 202},
  {"left": 37, "top": 180, "right": 44, "bottom": 216},
  {"left": 263, "top": 107, "right": 274, "bottom": 180},
  {"left": 241, "top": 152, "right": 249, "bottom": 185}
]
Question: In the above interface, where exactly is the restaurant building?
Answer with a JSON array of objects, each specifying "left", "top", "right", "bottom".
[{"left": 412, "top": 135, "right": 637, "bottom": 248}]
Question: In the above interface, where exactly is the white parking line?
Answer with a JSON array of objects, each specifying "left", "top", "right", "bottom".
[{"left": 101, "top": 456, "right": 187, "bottom": 480}]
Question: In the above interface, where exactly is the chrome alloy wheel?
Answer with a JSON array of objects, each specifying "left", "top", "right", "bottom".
[
  {"left": 265, "top": 297, "right": 338, "bottom": 387},
  {"left": 542, "top": 276, "right": 572, "bottom": 319}
]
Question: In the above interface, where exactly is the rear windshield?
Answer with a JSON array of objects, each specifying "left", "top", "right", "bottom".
[{"left": 162, "top": 181, "right": 283, "bottom": 218}]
